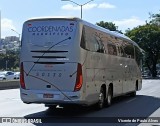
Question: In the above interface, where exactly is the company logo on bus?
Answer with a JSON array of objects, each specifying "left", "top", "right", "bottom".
[{"left": 27, "top": 24, "right": 74, "bottom": 36}]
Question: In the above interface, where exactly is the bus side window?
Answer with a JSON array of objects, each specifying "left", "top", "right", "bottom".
[
  {"left": 80, "top": 26, "right": 91, "bottom": 51},
  {"left": 80, "top": 27, "right": 86, "bottom": 50},
  {"left": 135, "top": 45, "right": 142, "bottom": 67},
  {"left": 89, "top": 35, "right": 99, "bottom": 52},
  {"left": 95, "top": 36, "right": 105, "bottom": 53},
  {"left": 108, "top": 43, "right": 117, "bottom": 56},
  {"left": 123, "top": 41, "right": 134, "bottom": 59},
  {"left": 119, "top": 46, "right": 126, "bottom": 57},
  {"left": 83, "top": 25, "right": 99, "bottom": 52}
]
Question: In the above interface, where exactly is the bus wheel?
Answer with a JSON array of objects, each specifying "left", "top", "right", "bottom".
[
  {"left": 130, "top": 83, "right": 137, "bottom": 97},
  {"left": 130, "top": 85, "right": 136, "bottom": 97},
  {"left": 96, "top": 87, "right": 105, "bottom": 110},
  {"left": 130, "top": 91, "right": 136, "bottom": 97},
  {"left": 106, "top": 86, "right": 112, "bottom": 107}
]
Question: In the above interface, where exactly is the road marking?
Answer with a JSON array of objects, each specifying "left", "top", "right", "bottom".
[{"left": 126, "top": 98, "right": 136, "bottom": 103}]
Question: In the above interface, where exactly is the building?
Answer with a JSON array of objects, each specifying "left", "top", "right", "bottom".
[
  {"left": 0, "top": 36, "right": 20, "bottom": 52},
  {"left": 5, "top": 36, "right": 19, "bottom": 42}
]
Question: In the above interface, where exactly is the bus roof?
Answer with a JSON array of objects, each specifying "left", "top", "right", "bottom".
[{"left": 26, "top": 16, "right": 81, "bottom": 22}]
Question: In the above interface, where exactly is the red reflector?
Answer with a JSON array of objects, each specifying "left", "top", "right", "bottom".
[
  {"left": 20, "top": 62, "right": 26, "bottom": 89},
  {"left": 74, "top": 63, "right": 83, "bottom": 91},
  {"left": 28, "top": 24, "right": 32, "bottom": 27}
]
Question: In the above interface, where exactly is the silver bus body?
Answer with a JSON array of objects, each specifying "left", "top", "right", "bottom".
[{"left": 20, "top": 17, "right": 142, "bottom": 107}]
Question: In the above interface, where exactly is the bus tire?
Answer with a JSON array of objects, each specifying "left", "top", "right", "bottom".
[
  {"left": 106, "top": 86, "right": 112, "bottom": 107},
  {"left": 130, "top": 91, "right": 136, "bottom": 97},
  {"left": 130, "top": 82, "right": 138, "bottom": 97},
  {"left": 96, "top": 87, "right": 105, "bottom": 110},
  {"left": 130, "top": 86, "right": 137, "bottom": 97}
]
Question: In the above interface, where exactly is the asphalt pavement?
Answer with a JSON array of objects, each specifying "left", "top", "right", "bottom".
[{"left": 0, "top": 79, "right": 160, "bottom": 126}]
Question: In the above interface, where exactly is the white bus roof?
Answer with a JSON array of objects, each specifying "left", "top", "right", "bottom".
[{"left": 26, "top": 16, "right": 81, "bottom": 22}]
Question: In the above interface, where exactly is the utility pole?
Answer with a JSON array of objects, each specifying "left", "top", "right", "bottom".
[
  {"left": 61, "top": 0, "right": 94, "bottom": 19},
  {"left": 11, "top": 29, "right": 21, "bottom": 48}
]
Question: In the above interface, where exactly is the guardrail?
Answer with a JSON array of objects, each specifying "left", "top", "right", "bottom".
[{"left": 0, "top": 80, "right": 20, "bottom": 90}]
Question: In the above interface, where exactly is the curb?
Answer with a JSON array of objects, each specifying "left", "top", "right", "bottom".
[{"left": 0, "top": 80, "right": 20, "bottom": 90}]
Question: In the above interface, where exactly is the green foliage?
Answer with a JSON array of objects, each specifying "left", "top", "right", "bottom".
[
  {"left": 96, "top": 13, "right": 160, "bottom": 77},
  {"left": 96, "top": 21, "right": 123, "bottom": 33},
  {"left": 125, "top": 23, "right": 160, "bottom": 77},
  {"left": 149, "top": 12, "right": 160, "bottom": 25},
  {"left": 0, "top": 50, "right": 19, "bottom": 71}
]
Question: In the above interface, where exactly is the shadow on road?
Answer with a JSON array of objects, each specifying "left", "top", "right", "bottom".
[{"left": 24, "top": 95, "right": 160, "bottom": 126}]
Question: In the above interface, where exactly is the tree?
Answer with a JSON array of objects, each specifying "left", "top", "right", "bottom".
[
  {"left": 96, "top": 21, "right": 123, "bottom": 33},
  {"left": 125, "top": 24, "right": 160, "bottom": 77},
  {"left": 150, "top": 12, "right": 160, "bottom": 25},
  {"left": 0, "top": 50, "right": 19, "bottom": 70}
]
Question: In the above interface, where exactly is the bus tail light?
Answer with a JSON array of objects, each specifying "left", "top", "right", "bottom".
[
  {"left": 74, "top": 63, "right": 83, "bottom": 91},
  {"left": 20, "top": 62, "right": 26, "bottom": 89}
]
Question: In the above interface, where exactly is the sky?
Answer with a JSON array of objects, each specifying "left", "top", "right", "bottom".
[{"left": 0, "top": 0, "right": 160, "bottom": 38}]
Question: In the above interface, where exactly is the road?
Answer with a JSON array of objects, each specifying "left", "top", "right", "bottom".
[{"left": 0, "top": 79, "right": 160, "bottom": 126}]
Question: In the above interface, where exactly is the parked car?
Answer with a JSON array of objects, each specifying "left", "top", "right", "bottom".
[
  {"left": 0, "top": 73, "right": 6, "bottom": 80},
  {"left": 0, "top": 71, "right": 15, "bottom": 80},
  {"left": 14, "top": 72, "right": 20, "bottom": 79}
]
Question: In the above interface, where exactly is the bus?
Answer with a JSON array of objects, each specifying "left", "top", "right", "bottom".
[{"left": 20, "top": 17, "right": 142, "bottom": 109}]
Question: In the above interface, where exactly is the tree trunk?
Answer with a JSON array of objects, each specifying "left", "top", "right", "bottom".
[
  {"left": 151, "top": 55, "right": 158, "bottom": 77},
  {"left": 152, "top": 63, "right": 157, "bottom": 77}
]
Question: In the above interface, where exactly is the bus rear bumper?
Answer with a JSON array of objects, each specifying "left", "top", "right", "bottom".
[{"left": 20, "top": 88, "right": 88, "bottom": 106}]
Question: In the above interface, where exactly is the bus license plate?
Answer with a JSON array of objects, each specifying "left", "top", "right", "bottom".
[{"left": 43, "top": 94, "right": 54, "bottom": 98}]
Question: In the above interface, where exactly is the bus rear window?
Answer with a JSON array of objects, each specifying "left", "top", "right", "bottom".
[{"left": 22, "top": 20, "right": 77, "bottom": 48}]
